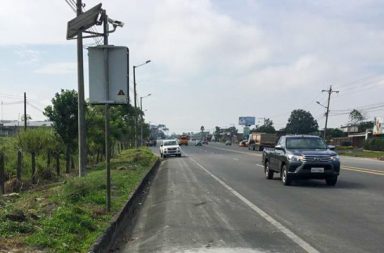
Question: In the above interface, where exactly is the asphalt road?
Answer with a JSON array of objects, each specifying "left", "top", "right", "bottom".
[{"left": 113, "top": 143, "right": 384, "bottom": 253}]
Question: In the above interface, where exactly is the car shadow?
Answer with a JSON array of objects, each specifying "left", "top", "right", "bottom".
[
  {"left": 289, "top": 179, "right": 366, "bottom": 189},
  {"left": 268, "top": 176, "right": 365, "bottom": 189}
]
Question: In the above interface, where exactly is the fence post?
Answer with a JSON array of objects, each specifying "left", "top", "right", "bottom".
[
  {"left": 0, "top": 153, "right": 5, "bottom": 194},
  {"left": 47, "top": 151, "right": 51, "bottom": 168},
  {"left": 17, "top": 150, "right": 22, "bottom": 181},
  {"left": 56, "top": 154, "right": 60, "bottom": 176},
  {"left": 31, "top": 152, "right": 36, "bottom": 184}
]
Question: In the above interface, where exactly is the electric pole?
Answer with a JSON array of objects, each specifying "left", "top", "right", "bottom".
[
  {"left": 101, "top": 9, "right": 111, "bottom": 212},
  {"left": 133, "top": 65, "right": 137, "bottom": 147},
  {"left": 24, "top": 92, "right": 27, "bottom": 131},
  {"left": 77, "top": 0, "right": 87, "bottom": 177},
  {"left": 322, "top": 85, "right": 339, "bottom": 139}
]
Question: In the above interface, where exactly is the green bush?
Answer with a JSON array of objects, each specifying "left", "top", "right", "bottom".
[
  {"left": 364, "top": 138, "right": 384, "bottom": 151},
  {"left": 335, "top": 146, "right": 354, "bottom": 151}
]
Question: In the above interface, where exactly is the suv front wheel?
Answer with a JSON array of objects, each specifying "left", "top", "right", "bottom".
[
  {"left": 264, "top": 161, "right": 273, "bottom": 179},
  {"left": 281, "top": 165, "right": 292, "bottom": 186},
  {"left": 325, "top": 176, "right": 338, "bottom": 186}
]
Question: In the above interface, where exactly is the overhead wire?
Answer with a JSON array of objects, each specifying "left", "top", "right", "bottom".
[
  {"left": 1, "top": 101, "right": 24, "bottom": 105},
  {"left": 26, "top": 101, "right": 45, "bottom": 114}
]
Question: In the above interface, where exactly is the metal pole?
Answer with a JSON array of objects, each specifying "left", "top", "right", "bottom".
[
  {"left": 77, "top": 0, "right": 87, "bottom": 177},
  {"left": 103, "top": 10, "right": 111, "bottom": 212},
  {"left": 323, "top": 86, "right": 331, "bottom": 139},
  {"left": 322, "top": 85, "right": 339, "bottom": 140},
  {"left": 133, "top": 66, "right": 138, "bottom": 148},
  {"left": 23, "top": 92, "right": 27, "bottom": 130},
  {"left": 140, "top": 97, "right": 143, "bottom": 146}
]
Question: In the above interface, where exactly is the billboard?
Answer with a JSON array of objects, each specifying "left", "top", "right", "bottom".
[
  {"left": 88, "top": 46, "right": 129, "bottom": 104},
  {"left": 239, "top": 116, "right": 255, "bottom": 126},
  {"left": 373, "top": 117, "right": 383, "bottom": 135}
]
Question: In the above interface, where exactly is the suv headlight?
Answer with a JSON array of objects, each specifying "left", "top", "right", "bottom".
[
  {"left": 287, "top": 154, "right": 304, "bottom": 162},
  {"left": 330, "top": 155, "right": 340, "bottom": 161}
]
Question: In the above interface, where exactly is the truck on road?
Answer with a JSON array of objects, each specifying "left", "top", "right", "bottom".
[
  {"left": 247, "top": 132, "right": 277, "bottom": 151},
  {"left": 178, "top": 135, "right": 189, "bottom": 146},
  {"left": 262, "top": 135, "right": 340, "bottom": 186}
]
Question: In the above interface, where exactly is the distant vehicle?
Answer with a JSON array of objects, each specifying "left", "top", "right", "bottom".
[
  {"left": 160, "top": 139, "right": 181, "bottom": 158},
  {"left": 202, "top": 139, "right": 208, "bottom": 145},
  {"left": 262, "top": 135, "right": 340, "bottom": 186},
  {"left": 225, "top": 140, "right": 232, "bottom": 146},
  {"left": 195, "top": 140, "right": 202, "bottom": 146},
  {"left": 239, "top": 140, "right": 247, "bottom": 147},
  {"left": 147, "top": 139, "right": 157, "bottom": 147},
  {"left": 178, "top": 135, "right": 189, "bottom": 145},
  {"left": 248, "top": 132, "right": 277, "bottom": 151}
]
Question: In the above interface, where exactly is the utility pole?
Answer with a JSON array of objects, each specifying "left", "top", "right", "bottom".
[
  {"left": 77, "top": 0, "right": 87, "bottom": 177},
  {"left": 322, "top": 85, "right": 339, "bottom": 139},
  {"left": 24, "top": 92, "right": 27, "bottom": 131},
  {"left": 133, "top": 66, "right": 137, "bottom": 147},
  {"left": 132, "top": 60, "right": 151, "bottom": 148},
  {"left": 140, "top": 96, "right": 143, "bottom": 146},
  {"left": 102, "top": 9, "right": 111, "bottom": 212}
]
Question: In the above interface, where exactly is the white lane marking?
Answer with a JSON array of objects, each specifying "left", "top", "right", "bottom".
[
  {"left": 206, "top": 145, "right": 262, "bottom": 157},
  {"left": 233, "top": 158, "right": 239, "bottom": 161},
  {"left": 186, "top": 154, "right": 319, "bottom": 253},
  {"left": 256, "top": 164, "right": 264, "bottom": 168}
]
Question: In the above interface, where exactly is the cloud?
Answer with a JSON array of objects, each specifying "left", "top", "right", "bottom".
[
  {"left": 15, "top": 48, "right": 40, "bottom": 64},
  {"left": 34, "top": 62, "right": 76, "bottom": 75}
]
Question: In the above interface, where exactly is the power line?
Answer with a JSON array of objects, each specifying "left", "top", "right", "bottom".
[
  {"left": 65, "top": 0, "right": 76, "bottom": 12},
  {"left": 26, "top": 101, "right": 45, "bottom": 113},
  {"left": 331, "top": 102, "right": 384, "bottom": 113},
  {"left": 2, "top": 101, "right": 23, "bottom": 105}
]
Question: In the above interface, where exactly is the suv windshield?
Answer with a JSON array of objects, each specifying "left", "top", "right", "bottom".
[
  {"left": 164, "top": 141, "right": 177, "bottom": 146},
  {"left": 286, "top": 137, "right": 327, "bottom": 150}
]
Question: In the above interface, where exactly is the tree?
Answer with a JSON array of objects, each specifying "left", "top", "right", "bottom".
[
  {"left": 254, "top": 118, "right": 276, "bottom": 133},
  {"left": 214, "top": 126, "right": 221, "bottom": 141},
  {"left": 358, "top": 121, "right": 374, "bottom": 132},
  {"left": 349, "top": 109, "right": 365, "bottom": 124},
  {"left": 285, "top": 109, "right": 318, "bottom": 134},
  {"left": 327, "top": 128, "right": 346, "bottom": 138},
  {"left": 44, "top": 89, "right": 78, "bottom": 173},
  {"left": 17, "top": 128, "right": 50, "bottom": 183}
]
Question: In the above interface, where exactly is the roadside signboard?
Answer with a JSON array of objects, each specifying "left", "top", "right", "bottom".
[
  {"left": 239, "top": 116, "right": 255, "bottom": 126},
  {"left": 88, "top": 46, "right": 129, "bottom": 104}
]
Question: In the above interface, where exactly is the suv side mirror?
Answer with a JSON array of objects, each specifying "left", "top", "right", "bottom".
[
  {"left": 275, "top": 145, "right": 284, "bottom": 150},
  {"left": 327, "top": 145, "right": 335, "bottom": 150},
  {"left": 160, "top": 144, "right": 163, "bottom": 147}
]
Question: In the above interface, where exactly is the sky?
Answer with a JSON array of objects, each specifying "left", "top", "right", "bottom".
[{"left": 1, "top": 0, "right": 384, "bottom": 134}]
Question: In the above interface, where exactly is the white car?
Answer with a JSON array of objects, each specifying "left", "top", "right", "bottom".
[{"left": 160, "top": 139, "right": 182, "bottom": 158}]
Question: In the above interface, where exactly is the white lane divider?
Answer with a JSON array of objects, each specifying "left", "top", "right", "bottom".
[
  {"left": 186, "top": 154, "right": 319, "bottom": 253},
  {"left": 205, "top": 145, "right": 262, "bottom": 157}
]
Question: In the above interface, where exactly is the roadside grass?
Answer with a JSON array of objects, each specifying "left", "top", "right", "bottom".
[
  {"left": 0, "top": 148, "right": 157, "bottom": 253},
  {"left": 337, "top": 148, "right": 384, "bottom": 160}
]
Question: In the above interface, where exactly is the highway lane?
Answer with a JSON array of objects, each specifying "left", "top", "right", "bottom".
[
  {"left": 114, "top": 144, "right": 384, "bottom": 253},
  {"left": 206, "top": 142, "right": 384, "bottom": 175}
]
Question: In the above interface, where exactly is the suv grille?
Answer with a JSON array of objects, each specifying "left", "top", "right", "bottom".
[{"left": 303, "top": 155, "right": 331, "bottom": 162}]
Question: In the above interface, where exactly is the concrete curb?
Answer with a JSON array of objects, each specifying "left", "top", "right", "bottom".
[{"left": 89, "top": 159, "right": 161, "bottom": 253}]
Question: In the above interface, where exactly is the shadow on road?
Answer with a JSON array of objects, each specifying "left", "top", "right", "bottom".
[{"left": 290, "top": 179, "right": 365, "bottom": 189}]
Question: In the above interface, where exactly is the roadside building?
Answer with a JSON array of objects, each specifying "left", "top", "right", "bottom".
[{"left": 0, "top": 120, "right": 52, "bottom": 137}]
